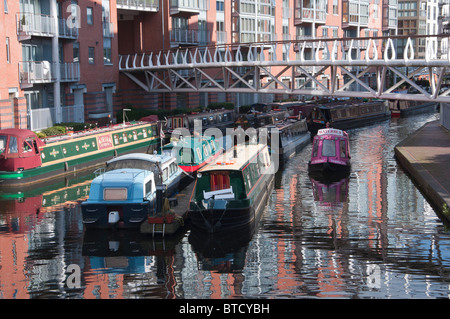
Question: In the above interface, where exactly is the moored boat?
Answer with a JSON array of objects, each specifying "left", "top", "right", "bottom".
[
  {"left": 306, "top": 99, "right": 389, "bottom": 135},
  {"left": 81, "top": 153, "right": 182, "bottom": 229},
  {"left": 388, "top": 100, "right": 438, "bottom": 117},
  {"left": 162, "top": 135, "right": 224, "bottom": 174},
  {"left": 263, "top": 116, "right": 310, "bottom": 163},
  {"left": 188, "top": 143, "right": 274, "bottom": 233},
  {"left": 165, "top": 109, "right": 235, "bottom": 136},
  {"left": 308, "top": 127, "right": 351, "bottom": 179},
  {"left": 0, "top": 122, "right": 159, "bottom": 186}
]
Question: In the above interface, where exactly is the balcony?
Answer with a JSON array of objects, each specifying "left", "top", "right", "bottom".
[
  {"left": 19, "top": 61, "right": 80, "bottom": 88},
  {"left": 294, "top": 7, "right": 326, "bottom": 25},
  {"left": 58, "top": 17, "right": 78, "bottom": 40},
  {"left": 170, "top": 28, "right": 210, "bottom": 47},
  {"left": 16, "top": 12, "right": 55, "bottom": 41},
  {"left": 116, "top": 0, "right": 159, "bottom": 12},
  {"left": 170, "top": 0, "right": 202, "bottom": 16}
]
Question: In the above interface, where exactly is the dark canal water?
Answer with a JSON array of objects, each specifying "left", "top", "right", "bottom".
[{"left": 1, "top": 111, "right": 450, "bottom": 299}]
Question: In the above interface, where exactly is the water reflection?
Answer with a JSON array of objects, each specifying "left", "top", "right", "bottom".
[{"left": 2, "top": 112, "right": 450, "bottom": 299}]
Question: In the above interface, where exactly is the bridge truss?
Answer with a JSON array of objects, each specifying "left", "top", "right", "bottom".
[{"left": 119, "top": 35, "right": 450, "bottom": 103}]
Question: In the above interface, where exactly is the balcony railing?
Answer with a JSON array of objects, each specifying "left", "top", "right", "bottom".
[
  {"left": 116, "top": 0, "right": 159, "bottom": 11},
  {"left": 19, "top": 61, "right": 80, "bottom": 86},
  {"left": 294, "top": 8, "right": 326, "bottom": 24},
  {"left": 170, "top": 28, "right": 210, "bottom": 46},
  {"left": 16, "top": 12, "right": 55, "bottom": 38},
  {"left": 170, "top": 0, "right": 201, "bottom": 15},
  {"left": 59, "top": 17, "right": 78, "bottom": 39}
]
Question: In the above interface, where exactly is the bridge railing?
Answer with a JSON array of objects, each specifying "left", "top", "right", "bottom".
[{"left": 119, "top": 35, "right": 450, "bottom": 71}]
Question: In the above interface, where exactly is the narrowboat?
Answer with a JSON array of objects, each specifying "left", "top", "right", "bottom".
[
  {"left": 388, "top": 100, "right": 438, "bottom": 117},
  {"left": 188, "top": 143, "right": 274, "bottom": 233},
  {"left": 263, "top": 116, "right": 310, "bottom": 163},
  {"left": 0, "top": 122, "right": 159, "bottom": 186},
  {"left": 308, "top": 127, "right": 351, "bottom": 178},
  {"left": 166, "top": 109, "right": 235, "bottom": 136},
  {"left": 306, "top": 99, "right": 389, "bottom": 135},
  {"left": 234, "top": 109, "right": 291, "bottom": 130},
  {"left": 162, "top": 135, "right": 224, "bottom": 174},
  {"left": 81, "top": 153, "right": 182, "bottom": 229}
]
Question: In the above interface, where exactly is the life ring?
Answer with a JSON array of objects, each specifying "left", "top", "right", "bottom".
[{"left": 216, "top": 160, "right": 235, "bottom": 165}]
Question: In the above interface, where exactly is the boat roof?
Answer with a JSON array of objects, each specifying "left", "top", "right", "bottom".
[
  {"left": 93, "top": 168, "right": 152, "bottom": 185},
  {"left": 199, "top": 143, "right": 266, "bottom": 173},
  {"left": 163, "top": 135, "right": 217, "bottom": 149},
  {"left": 0, "top": 128, "right": 37, "bottom": 138},
  {"left": 107, "top": 153, "right": 173, "bottom": 165}
]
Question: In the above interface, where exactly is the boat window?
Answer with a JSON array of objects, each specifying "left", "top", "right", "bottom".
[
  {"left": 322, "top": 139, "right": 336, "bottom": 157},
  {"left": 162, "top": 168, "right": 168, "bottom": 182},
  {"left": 145, "top": 181, "right": 152, "bottom": 195},
  {"left": 312, "top": 139, "right": 319, "bottom": 157},
  {"left": 340, "top": 140, "right": 346, "bottom": 158},
  {"left": 203, "top": 144, "right": 209, "bottom": 157},
  {"left": 23, "top": 138, "right": 34, "bottom": 153},
  {"left": 8, "top": 136, "right": 18, "bottom": 154},
  {"left": 104, "top": 188, "right": 127, "bottom": 200},
  {"left": 210, "top": 140, "right": 216, "bottom": 152},
  {"left": 0, "top": 135, "right": 7, "bottom": 153}
]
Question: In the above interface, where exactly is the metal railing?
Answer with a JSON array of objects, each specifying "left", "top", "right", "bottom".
[
  {"left": 116, "top": 0, "right": 159, "bottom": 11},
  {"left": 16, "top": 12, "right": 55, "bottom": 37},
  {"left": 19, "top": 61, "right": 80, "bottom": 85}
]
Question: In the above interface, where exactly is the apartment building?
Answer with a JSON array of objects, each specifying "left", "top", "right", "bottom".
[
  {"left": 1, "top": 0, "right": 400, "bottom": 131},
  {"left": 0, "top": 0, "right": 118, "bottom": 131}
]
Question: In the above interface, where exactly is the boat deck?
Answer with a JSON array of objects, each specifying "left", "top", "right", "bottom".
[{"left": 140, "top": 178, "right": 195, "bottom": 235}]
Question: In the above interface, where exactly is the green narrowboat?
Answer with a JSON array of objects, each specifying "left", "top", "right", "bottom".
[
  {"left": 0, "top": 122, "right": 159, "bottom": 186},
  {"left": 188, "top": 143, "right": 274, "bottom": 233}
]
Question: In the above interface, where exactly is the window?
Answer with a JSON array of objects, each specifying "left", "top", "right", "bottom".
[
  {"left": 87, "top": 7, "right": 93, "bottom": 25},
  {"left": 322, "top": 139, "right": 336, "bottom": 157},
  {"left": 103, "top": 38, "right": 111, "bottom": 64},
  {"left": 145, "top": 181, "right": 152, "bottom": 195},
  {"left": 0, "top": 135, "right": 6, "bottom": 153},
  {"left": 73, "top": 42, "right": 79, "bottom": 63},
  {"left": 88, "top": 47, "right": 95, "bottom": 64},
  {"left": 162, "top": 168, "right": 168, "bottom": 182},
  {"left": 6, "top": 37, "right": 10, "bottom": 64},
  {"left": 4, "top": 0, "right": 7, "bottom": 13},
  {"left": 8, "top": 136, "right": 18, "bottom": 154}
]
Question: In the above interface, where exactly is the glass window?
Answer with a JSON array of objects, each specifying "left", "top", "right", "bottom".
[
  {"left": 88, "top": 47, "right": 95, "bottom": 64},
  {"left": 162, "top": 168, "right": 168, "bottom": 182},
  {"left": 322, "top": 139, "right": 336, "bottom": 157},
  {"left": 0, "top": 135, "right": 7, "bottom": 153},
  {"left": 6, "top": 37, "right": 10, "bottom": 64},
  {"left": 145, "top": 181, "right": 152, "bottom": 195},
  {"left": 87, "top": 7, "right": 93, "bottom": 25},
  {"left": 4, "top": 0, "right": 7, "bottom": 13},
  {"left": 103, "top": 38, "right": 111, "bottom": 64},
  {"left": 73, "top": 42, "right": 79, "bottom": 63},
  {"left": 340, "top": 140, "right": 346, "bottom": 158},
  {"left": 8, "top": 136, "right": 18, "bottom": 154}
]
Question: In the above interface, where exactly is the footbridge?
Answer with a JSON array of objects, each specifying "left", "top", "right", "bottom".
[{"left": 119, "top": 35, "right": 450, "bottom": 103}]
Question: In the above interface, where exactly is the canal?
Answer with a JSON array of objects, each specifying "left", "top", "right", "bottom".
[{"left": 1, "top": 111, "right": 449, "bottom": 299}]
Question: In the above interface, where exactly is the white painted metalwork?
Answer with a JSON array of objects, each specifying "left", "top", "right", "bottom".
[{"left": 119, "top": 35, "right": 450, "bottom": 102}]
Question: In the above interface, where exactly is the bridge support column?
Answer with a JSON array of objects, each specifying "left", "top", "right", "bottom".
[{"left": 440, "top": 103, "right": 450, "bottom": 131}]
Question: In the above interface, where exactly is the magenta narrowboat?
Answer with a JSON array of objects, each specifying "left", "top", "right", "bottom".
[{"left": 308, "top": 127, "right": 351, "bottom": 177}]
